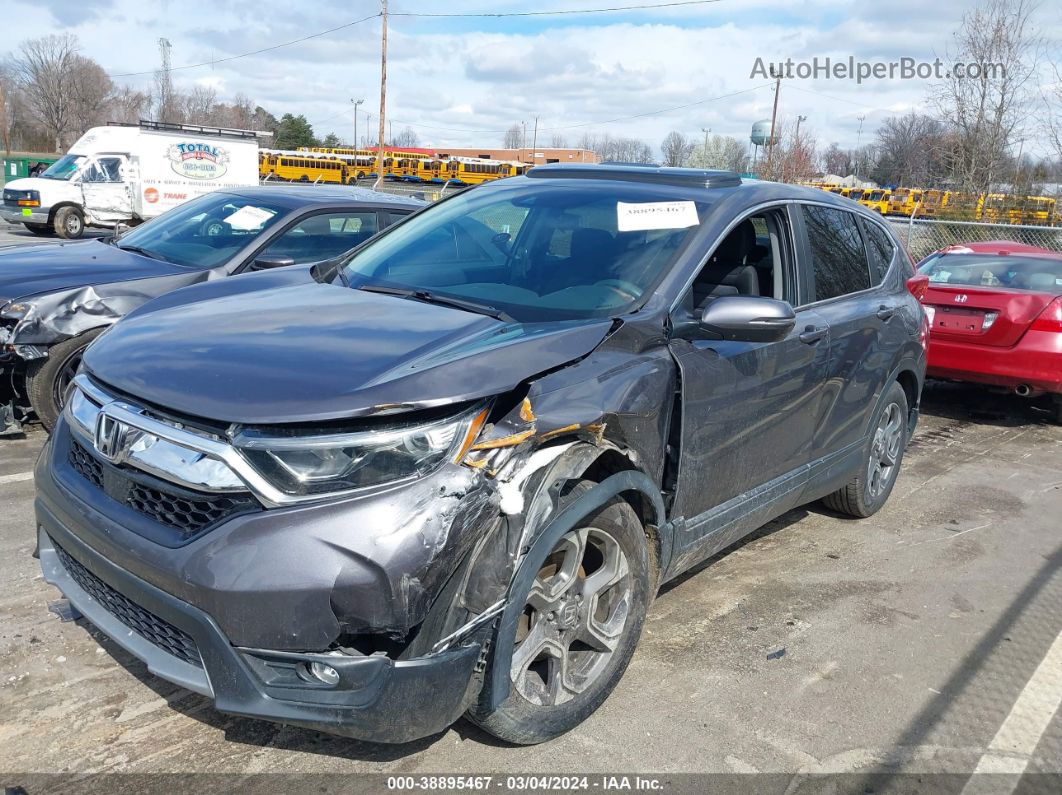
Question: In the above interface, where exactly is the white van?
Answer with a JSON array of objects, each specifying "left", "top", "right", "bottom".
[{"left": 1, "top": 120, "right": 263, "bottom": 239}]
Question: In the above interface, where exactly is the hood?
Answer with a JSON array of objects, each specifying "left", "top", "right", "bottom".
[
  {"left": 84, "top": 281, "right": 613, "bottom": 424},
  {"left": 5, "top": 176, "right": 77, "bottom": 194},
  {"left": 0, "top": 240, "right": 189, "bottom": 306}
]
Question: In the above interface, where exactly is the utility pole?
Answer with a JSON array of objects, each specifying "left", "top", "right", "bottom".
[
  {"left": 531, "top": 116, "right": 538, "bottom": 165},
  {"left": 855, "top": 114, "right": 866, "bottom": 179},
  {"left": 374, "top": 0, "right": 388, "bottom": 190},
  {"left": 764, "top": 66, "right": 782, "bottom": 179},
  {"left": 795, "top": 115, "right": 806, "bottom": 139},
  {"left": 351, "top": 98, "right": 364, "bottom": 149},
  {"left": 701, "top": 127, "right": 711, "bottom": 161}
]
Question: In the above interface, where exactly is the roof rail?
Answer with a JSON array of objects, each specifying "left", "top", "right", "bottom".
[
  {"left": 526, "top": 163, "right": 742, "bottom": 188},
  {"left": 104, "top": 119, "right": 271, "bottom": 140}
]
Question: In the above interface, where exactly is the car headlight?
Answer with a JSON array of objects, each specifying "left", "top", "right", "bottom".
[
  {"left": 233, "top": 406, "right": 488, "bottom": 496},
  {"left": 0, "top": 301, "right": 32, "bottom": 321}
]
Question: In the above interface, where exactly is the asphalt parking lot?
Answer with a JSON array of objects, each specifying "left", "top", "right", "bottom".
[
  {"left": 0, "top": 227, "right": 1059, "bottom": 790},
  {"left": 0, "top": 383, "right": 1060, "bottom": 789}
]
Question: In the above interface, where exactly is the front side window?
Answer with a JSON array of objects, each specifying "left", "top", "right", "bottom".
[
  {"left": 802, "top": 205, "right": 872, "bottom": 302},
  {"left": 258, "top": 211, "right": 381, "bottom": 264},
  {"left": 339, "top": 180, "right": 713, "bottom": 321},
  {"left": 82, "top": 157, "right": 124, "bottom": 183}
]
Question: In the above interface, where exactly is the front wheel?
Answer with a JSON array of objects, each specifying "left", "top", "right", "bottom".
[
  {"left": 822, "top": 381, "right": 909, "bottom": 518},
  {"left": 25, "top": 328, "right": 105, "bottom": 431},
  {"left": 468, "top": 482, "right": 651, "bottom": 744},
  {"left": 53, "top": 206, "right": 85, "bottom": 239}
]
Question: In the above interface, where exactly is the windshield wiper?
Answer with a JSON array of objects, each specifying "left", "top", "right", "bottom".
[
  {"left": 356, "top": 283, "right": 513, "bottom": 322},
  {"left": 117, "top": 244, "right": 177, "bottom": 265}
]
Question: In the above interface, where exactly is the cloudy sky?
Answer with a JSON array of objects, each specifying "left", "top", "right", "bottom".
[{"left": 7, "top": 0, "right": 1062, "bottom": 157}]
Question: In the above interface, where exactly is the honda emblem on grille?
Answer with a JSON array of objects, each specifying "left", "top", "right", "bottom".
[{"left": 93, "top": 409, "right": 138, "bottom": 464}]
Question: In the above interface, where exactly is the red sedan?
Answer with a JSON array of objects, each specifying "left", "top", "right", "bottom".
[{"left": 911, "top": 241, "right": 1062, "bottom": 423}]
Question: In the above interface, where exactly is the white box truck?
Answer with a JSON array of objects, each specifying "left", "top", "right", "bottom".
[{"left": 1, "top": 120, "right": 264, "bottom": 238}]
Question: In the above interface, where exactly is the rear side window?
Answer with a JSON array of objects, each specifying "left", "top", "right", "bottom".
[
  {"left": 802, "top": 205, "right": 871, "bottom": 302},
  {"left": 861, "top": 220, "right": 895, "bottom": 283}
]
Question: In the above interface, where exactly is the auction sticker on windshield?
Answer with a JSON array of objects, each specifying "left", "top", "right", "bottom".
[
  {"left": 617, "top": 200, "right": 699, "bottom": 232},
  {"left": 224, "top": 205, "right": 276, "bottom": 231}
]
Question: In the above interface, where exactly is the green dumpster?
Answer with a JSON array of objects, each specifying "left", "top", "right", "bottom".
[{"left": 2, "top": 153, "right": 59, "bottom": 184}]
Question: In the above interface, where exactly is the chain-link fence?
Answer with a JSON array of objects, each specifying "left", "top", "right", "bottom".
[{"left": 886, "top": 217, "right": 1062, "bottom": 262}]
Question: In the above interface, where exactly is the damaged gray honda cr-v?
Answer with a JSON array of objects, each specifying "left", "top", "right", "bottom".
[{"left": 34, "top": 164, "right": 927, "bottom": 744}]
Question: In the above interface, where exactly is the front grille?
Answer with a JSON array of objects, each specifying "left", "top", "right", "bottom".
[
  {"left": 67, "top": 439, "right": 259, "bottom": 539},
  {"left": 53, "top": 540, "right": 202, "bottom": 667},
  {"left": 127, "top": 483, "right": 255, "bottom": 535},
  {"left": 69, "top": 441, "right": 104, "bottom": 488}
]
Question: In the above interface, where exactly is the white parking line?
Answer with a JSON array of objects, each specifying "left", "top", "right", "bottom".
[
  {"left": 961, "top": 628, "right": 1062, "bottom": 793},
  {"left": 0, "top": 471, "right": 34, "bottom": 485}
]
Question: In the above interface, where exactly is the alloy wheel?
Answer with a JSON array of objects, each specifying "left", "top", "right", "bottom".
[
  {"left": 53, "top": 348, "right": 85, "bottom": 411},
  {"left": 511, "top": 526, "right": 632, "bottom": 707},
  {"left": 867, "top": 402, "right": 903, "bottom": 498}
]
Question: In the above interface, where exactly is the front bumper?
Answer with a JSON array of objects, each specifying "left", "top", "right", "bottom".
[
  {"left": 37, "top": 516, "right": 482, "bottom": 743},
  {"left": 927, "top": 331, "right": 1062, "bottom": 394},
  {"left": 0, "top": 206, "right": 50, "bottom": 225}
]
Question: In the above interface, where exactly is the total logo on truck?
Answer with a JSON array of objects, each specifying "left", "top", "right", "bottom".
[{"left": 0, "top": 120, "right": 266, "bottom": 239}]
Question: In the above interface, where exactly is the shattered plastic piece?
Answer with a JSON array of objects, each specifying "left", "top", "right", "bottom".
[
  {"left": 470, "top": 428, "right": 536, "bottom": 450},
  {"left": 47, "top": 599, "right": 82, "bottom": 622},
  {"left": 519, "top": 397, "right": 536, "bottom": 423},
  {"left": 766, "top": 646, "right": 786, "bottom": 661}
]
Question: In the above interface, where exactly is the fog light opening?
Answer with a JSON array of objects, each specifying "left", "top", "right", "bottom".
[{"left": 307, "top": 661, "right": 340, "bottom": 686}]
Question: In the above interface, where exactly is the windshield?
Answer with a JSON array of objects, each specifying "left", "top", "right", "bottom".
[
  {"left": 338, "top": 179, "right": 711, "bottom": 322},
  {"left": 919, "top": 253, "right": 1062, "bottom": 293},
  {"left": 114, "top": 191, "right": 289, "bottom": 268},
  {"left": 39, "top": 154, "right": 86, "bottom": 181}
]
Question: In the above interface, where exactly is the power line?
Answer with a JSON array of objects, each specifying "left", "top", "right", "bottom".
[
  {"left": 109, "top": 13, "right": 380, "bottom": 77},
  {"left": 392, "top": 1, "right": 725, "bottom": 18}
]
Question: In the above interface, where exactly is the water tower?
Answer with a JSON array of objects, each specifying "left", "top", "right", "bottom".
[{"left": 750, "top": 119, "right": 775, "bottom": 166}]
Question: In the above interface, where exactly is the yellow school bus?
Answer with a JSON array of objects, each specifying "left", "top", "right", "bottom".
[{"left": 858, "top": 189, "right": 891, "bottom": 214}]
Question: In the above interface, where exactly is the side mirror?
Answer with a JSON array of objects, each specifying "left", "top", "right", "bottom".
[
  {"left": 251, "top": 254, "right": 296, "bottom": 271},
  {"left": 700, "top": 295, "right": 796, "bottom": 343}
]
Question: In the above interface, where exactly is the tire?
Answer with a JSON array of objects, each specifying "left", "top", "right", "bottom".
[
  {"left": 53, "top": 206, "right": 85, "bottom": 239},
  {"left": 25, "top": 328, "right": 105, "bottom": 431},
  {"left": 24, "top": 223, "right": 51, "bottom": 236},
  {"left": 822, "top": 381, "right": 909, "bottom": 518},
  {"left": 468, "top": 481, "right": 651, "bottom": 744}
]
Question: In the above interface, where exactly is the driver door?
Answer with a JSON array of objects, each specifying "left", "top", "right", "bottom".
[
  {"left": 667, "top": 205, "right": 831, "bottom": 570},
  {"left": 80, "top": 156, "right": 133, "bottom": 221}
]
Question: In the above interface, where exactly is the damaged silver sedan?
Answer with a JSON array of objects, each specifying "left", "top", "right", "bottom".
[{"left": 34, "top": 164, "right": 926, "bottom": 743}]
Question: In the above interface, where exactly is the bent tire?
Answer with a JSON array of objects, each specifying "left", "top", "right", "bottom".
[
  {"left": 24, "top": 223, "right": 51, "bottom": 236},
  {"left": 822, "top": 381, "right": 909, "bottom": 518},
  {"left": 53, "top": 206, "right": 85, "bottom": 239},
  {"left": 469, "top": 481, "right": 651, "bottom": 744},
  {"left": 25, "top": 328, "right": 105, "bottom": 431}
]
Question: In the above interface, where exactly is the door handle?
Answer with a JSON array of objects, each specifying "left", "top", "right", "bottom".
[
  {"left": 876, "top": 305, "right": 897, "bottom": 321},
  {"left": 799, "top": 326, "right": 827, "bottom": 344}
]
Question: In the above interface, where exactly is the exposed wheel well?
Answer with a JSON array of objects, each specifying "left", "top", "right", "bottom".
[
  {"left": 578, "top": 449, "right": 663, "bottom": 584},
  {"left": 896, "top": 368, "right": 920, "bottom": 420}
]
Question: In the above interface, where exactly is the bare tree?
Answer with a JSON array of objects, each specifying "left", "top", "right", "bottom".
[
  {"left": 821, "top": 142, "right": 852, "bottom": 176},
  {"left": 393, "top": 126, "right": 419, "bottom": 147},
  {"left": 934, "top": 0, "right": 1041, "bottom": 195},
  {"left": 872, "top": 112, "right": 949, "bottom": 187},
  {"left": 548, "top": 133, "right": 568, "bottom": 148},
  {"left": 660, "top": 131, "right": 694, "bottom": 167},
  {"left": 1045, "top": 62, "right": 1062, "bottom": 167},
  {"left": 576, "top": 131, "right": 653, "bottom": 163},
  {"left": 182, "top": 85, "right": 217, "bottom": 125},
  {"left": 760, "top": 119, "right": 818, "bottom": 183},
  {"left": 503, "top": 123, "right": 522, "bottom": 149},
  {"left": 13, "top": 34, "right": 81, "bottom": 151}
]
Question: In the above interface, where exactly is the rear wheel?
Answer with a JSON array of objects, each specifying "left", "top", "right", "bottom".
[
  {"left": 24, "top": 223, "right": 51, "bottom": 236},
  {"left": 822, "top": 381, "right": 909, "bottom": 518},
  {"left": 469, "top": 482, "right": 651, "bottom": 744},
  {"left": 53, "top": 206, "right": 85, "bottom": 239},
  {"left": 25, "top": 328, "right": 104, "bottom": 431}
]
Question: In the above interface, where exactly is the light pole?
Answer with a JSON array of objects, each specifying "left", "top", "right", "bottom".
[{"left": 351, "top": 98, "right": 364, "bottom": 148}]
